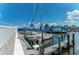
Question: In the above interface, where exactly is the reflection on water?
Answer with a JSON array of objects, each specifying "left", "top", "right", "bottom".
[
  {"left": 74, "top": 32, "right": 79, "bottom": 55},
  {"left": 62, "top": 32, "right": 79, "bottom": 55}
]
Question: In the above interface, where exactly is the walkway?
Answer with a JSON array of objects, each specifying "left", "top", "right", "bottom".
[{"left": 14, "top": 32, "right": 24, "bottom": 55}]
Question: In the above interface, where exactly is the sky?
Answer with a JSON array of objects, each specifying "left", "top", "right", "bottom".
[{"left": 0, "top": 3, "right": 79, "bottom": 26}]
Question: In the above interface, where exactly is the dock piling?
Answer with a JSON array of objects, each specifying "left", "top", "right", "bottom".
[
  {"left": 72, "top": 33, "right": 75, "bottom": 55},
  {"left": 58, "top": 34, "right": 62, "bottom": 55},
  {"left": 39, "top": 31, "right": 44, "bottom": 55},
  {"left": 67, "top": 34, "right": 70, "bottom": 55}
]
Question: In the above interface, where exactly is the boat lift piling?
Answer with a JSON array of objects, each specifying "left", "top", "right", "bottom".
[
  {"left": 41, "top": 30, "right": 44, "bottom": 55},
  {"left": 61, "top": 34, "right": 64, "bottom": 42},
  {"left": 52, "top": 34, "right": 54, "bottom": 45},
  {"left": 58, "top": 34, "right": 62, "bottom": 54},
  {"left": 39, "top": 25, "right": 44, "bottom": 55},
  {"left": 67, "top": 32, "right": 75, "bottom": 55},
  {"left": 67, "top": 34, "right": 70, "bottom": 55},
  {"left": 72, "top": 33, "right": 75, "bottom": 55}
]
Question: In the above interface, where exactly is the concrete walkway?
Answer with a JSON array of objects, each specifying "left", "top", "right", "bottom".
[{"left": 14, "top": 32, "right": 24, "bottom": 55}]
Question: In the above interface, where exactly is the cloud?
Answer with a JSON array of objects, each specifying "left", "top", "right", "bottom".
[
  {"left": 49, "top": 23, "right": 57, "bottom": 26},
  {"left": 64, "top": 20, "right": 77, "bottom": 23},
  {"left": 67, "top": 9, "right": 79, "bottom": 20}
]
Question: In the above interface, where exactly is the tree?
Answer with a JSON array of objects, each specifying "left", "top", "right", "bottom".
[{"left": 45, "top": 24, "right": 49, "bottom": 28}]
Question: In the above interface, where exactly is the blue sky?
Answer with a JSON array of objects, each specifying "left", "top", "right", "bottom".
[{"left": 0, "top": 3, "right": 79, "bottom": 26}]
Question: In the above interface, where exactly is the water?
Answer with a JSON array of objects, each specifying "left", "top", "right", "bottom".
[
  {"left": 63, "top": 32, "right": 79, "bottom": 55},
  {"left": 44, "top": 32, "right": 79, "bottom": 55},
  {"left": 53, "top": 32, "right": 79, "bottom": 55},
  {"left": 74, "top": 32, "right": 79, "bottom": 55}
]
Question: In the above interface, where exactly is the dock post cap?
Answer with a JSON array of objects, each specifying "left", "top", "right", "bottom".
[
  {"left": 33, "top": 44, "right": 40, "bottom": 49},
  {"left": 39, "top": 39, "right": 42, "bottom": 41}
]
